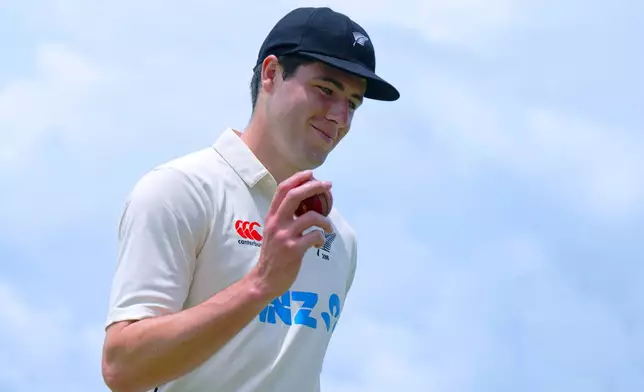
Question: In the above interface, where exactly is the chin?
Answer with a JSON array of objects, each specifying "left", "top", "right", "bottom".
[
  {"left": 292, "top": 142, "right": 333, "bottom": 169},
  {"left": 310, "top": 154, "right": 330, "bottom": 168},
  {"left": 300, "top": 152, "right": 328, "bottom": 169}
]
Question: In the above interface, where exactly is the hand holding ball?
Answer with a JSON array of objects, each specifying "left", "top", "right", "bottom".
[{"left": 294, "top": 181, "right": 333, "bottom": 217}]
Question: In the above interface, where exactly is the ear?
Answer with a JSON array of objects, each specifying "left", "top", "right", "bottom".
[{"left": 261, "top": 55, "right": 281, "bottom": 94}]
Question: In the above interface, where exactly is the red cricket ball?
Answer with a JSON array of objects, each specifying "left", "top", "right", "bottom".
[{"left": 295, "top": 190, "right": 333, "bottom": 217}]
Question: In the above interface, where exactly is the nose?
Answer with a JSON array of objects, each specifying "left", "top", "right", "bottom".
[{"left": 325, "top": 99, "right": 349, "bottom": 127}]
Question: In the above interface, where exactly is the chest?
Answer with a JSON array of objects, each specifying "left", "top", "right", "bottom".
[{"left": 186, "top": 183, "right": 353, "bottom": 316}]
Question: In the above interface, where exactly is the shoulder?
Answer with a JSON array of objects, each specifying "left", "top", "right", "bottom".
[
  {"left": 153, "top": 146, "right": 234, "bottom": 193},
  {"left": 120, "top": 147, "right": 232, "bottom": 239},
  {"left": 126, "top": 147, "right": 232, "bottom": 214},
  {"left": 328, "top": 207, "right": 357, "bottom": 246},
  {"left": 328, "top": 207, "right": 358, "bottom": 263},
  {"left": 328, "top": 206, "right": 359, "bottom": 294}
]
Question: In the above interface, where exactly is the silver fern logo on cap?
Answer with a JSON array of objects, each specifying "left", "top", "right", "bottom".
[{"left": 352, "top": 31, "right": 369, "bottom": 46}]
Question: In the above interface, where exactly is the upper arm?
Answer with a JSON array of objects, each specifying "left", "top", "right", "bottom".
[{"left": 105, "top": 167, "right": 211, "bottom": 330}]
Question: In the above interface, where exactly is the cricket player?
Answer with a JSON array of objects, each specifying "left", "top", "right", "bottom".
[{"left": 101, "top": 6, "right": 400, "bottom": 392}]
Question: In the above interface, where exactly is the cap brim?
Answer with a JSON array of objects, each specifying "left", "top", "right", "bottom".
[{"left": 297, "top": 51, "right": 400, "bottom": 102}]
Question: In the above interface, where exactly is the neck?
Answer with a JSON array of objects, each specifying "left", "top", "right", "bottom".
[{"left": 240, "top": 116, "right": 299, "bottom": 184}]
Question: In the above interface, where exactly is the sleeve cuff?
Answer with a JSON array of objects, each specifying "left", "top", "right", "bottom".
[{"left": 104, "top": 305, "right": 168, "bottom": 329}]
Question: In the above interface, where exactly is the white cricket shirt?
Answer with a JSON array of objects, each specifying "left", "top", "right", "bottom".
[{"left": 105, "top": 128, "right": 357, "bottom": 392}]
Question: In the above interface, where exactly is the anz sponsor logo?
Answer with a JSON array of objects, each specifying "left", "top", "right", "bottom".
[{"left": 258, "top": 290, "right": 342, "bottom": 333}]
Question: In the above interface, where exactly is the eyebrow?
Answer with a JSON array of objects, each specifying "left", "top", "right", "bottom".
[{"left": 315, "top": 76, "right": 364, "bottom": 104}]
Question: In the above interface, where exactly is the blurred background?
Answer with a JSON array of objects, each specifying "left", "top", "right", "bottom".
[{"left": 1, "top": 1, "right": 643, "bottom": 391}]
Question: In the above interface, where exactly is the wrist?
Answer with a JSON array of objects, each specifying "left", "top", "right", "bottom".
[{"left": 241, "top": 270, "right": 276, "bottom": 305}]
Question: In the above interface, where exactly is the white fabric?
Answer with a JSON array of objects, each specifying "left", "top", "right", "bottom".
[{"left": 105, "top": 128, "right": 357, "bottom": 392}]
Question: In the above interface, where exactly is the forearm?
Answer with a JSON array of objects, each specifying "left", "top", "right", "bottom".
[{"left": 103, "top": 274, "right": 271, "bottom": 392}]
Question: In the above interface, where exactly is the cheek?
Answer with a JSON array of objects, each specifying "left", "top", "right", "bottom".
[
  {"left": 282, "top": 87, "right": 314, "bottom": 113},
  {"left": 338, "top": 128, "right": 348, "bottom": 141}
]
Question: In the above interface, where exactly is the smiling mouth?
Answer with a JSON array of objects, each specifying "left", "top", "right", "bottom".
[{"left": 312, "top": 125, "right": 334, "bottom": 143}]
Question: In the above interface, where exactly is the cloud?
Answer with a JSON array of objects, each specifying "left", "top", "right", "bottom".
[
  {"left": 0, "top": 43, "right": 108, "bottom": 168},
  {"left": 323, "top": 214, "right": 643, "bottom": 391},
  {"left": 287, "top": 0, "right": 519, "bottom": 50},
  {"left": 520, "top": 108, "right": 644, "bottom": 218},
  {"left": 1, "top": 1, "right": 642, "bottom": 391},
  {"left": 419, "top": 78, "right": 644, "bottom": 220},
  {"left": 0, "top": 281, "right": 105, "bottom": 391}
]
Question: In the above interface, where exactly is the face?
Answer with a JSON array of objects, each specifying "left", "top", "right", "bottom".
[{"left": 260, "top": 56, "right": 367, "bottom": 170}]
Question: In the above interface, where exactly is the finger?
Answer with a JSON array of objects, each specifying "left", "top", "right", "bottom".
[
  {"left": 276, "top": 180, "right": 332, "bottom": 220},
  {"left": 297, "top": 227, "right": 327, "bottom": 250},
  {"left": 290, "top": 210, "right": 333, "bottom": 235},
  {"left": 268, "top": 170, "right": 315, "bottom": 217}
]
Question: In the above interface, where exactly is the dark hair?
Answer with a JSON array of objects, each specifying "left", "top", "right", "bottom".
[{"left": 250, "top": 54, "right": 316, "bottom": 111}]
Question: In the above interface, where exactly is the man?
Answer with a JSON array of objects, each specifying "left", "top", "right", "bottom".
[{"left": 101, "top": 6, "right": 399, "bottom": 392}]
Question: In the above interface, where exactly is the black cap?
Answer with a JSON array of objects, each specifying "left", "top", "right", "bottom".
[{"left": 255, "top": 7, "right": 400, "bottom": 102}]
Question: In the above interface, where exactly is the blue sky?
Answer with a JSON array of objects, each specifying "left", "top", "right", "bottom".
[{"left": 1, "top": 0, "right": 643, "bottom": 391}]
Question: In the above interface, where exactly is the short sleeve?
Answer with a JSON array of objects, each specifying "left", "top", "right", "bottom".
[{"left": 105, "top": 167, "right": 210, "bottom": 329}]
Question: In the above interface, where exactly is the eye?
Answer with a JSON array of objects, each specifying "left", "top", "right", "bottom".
[
  {"left": 316, "top": 85, "right": 358, "bottom": 111},
  {"left": 317, "top": 86, "right": 333, "bottom": 95}
]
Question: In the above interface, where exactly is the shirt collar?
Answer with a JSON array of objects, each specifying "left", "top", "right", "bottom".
[{"left": 212, "top": 128, "right": 277, "bottom": 195}]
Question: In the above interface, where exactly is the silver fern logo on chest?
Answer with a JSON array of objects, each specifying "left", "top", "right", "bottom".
[{"left": 316, "top": 232, "right": 336, "bottom": 260}]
